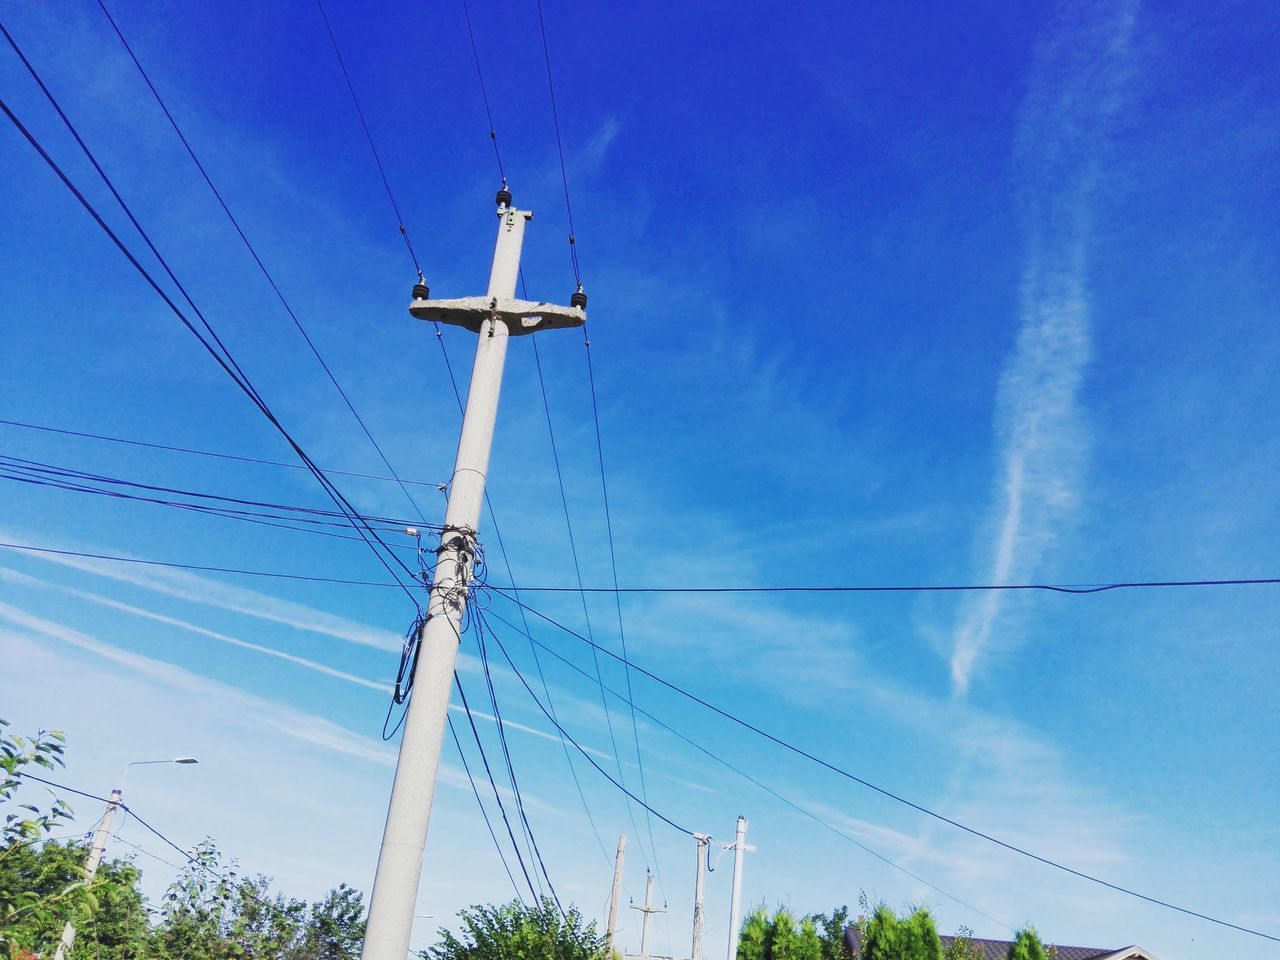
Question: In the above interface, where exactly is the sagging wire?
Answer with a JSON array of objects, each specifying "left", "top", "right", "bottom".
[
  {"left": 474, "top": 603, "right": 565, "bottom": 917},
  {"left": 475, "top": 604, "right": 695, "bottom": 837}
]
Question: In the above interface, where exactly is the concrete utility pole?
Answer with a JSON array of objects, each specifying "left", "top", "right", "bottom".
[
  {"left": 359, "top": 189, "right": 587, "bottom": 960},
  {"left": 630, "top": 872, "right": 665, "bottom": 959},
  {"left": 608, "top": 834, "right": 628, "bottom": 957},
  {"left": 54, "top": 757, "right": 197, "bottom": 960},
  {"left": 725, "top": 817, "right": 752, "bottom": 960},
  {"left": 691, "top": 833, "right": 710, "bottom": 960},
  {"left": 52, "top": 790, "right": 120, "bottom": 960}
]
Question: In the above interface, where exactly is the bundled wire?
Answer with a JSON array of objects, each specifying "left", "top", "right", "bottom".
[
  {"left": 485, "top": 589, "right": 1280, "bottom": 944},
  {"left": 474, "top": 605, "right": 564, "bottom": 916},
  {"left": 0, "top": 22, "right": 424, "bottom": 608},
  {"left": 0, "top": 454, "right": 433, "bottom": 533},
  {"left": 94, "top": 0, "right": 431, "bottom": 528},
  {"left": 475, "top": 605, "right": 693, "bottom": 837}
]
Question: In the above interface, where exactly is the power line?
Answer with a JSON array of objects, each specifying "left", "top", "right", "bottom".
[
  {"left": 0, "top": 540, "right": 402, "bottom": 588},
  {"left": 0, "top": 417, "right": 445, "bottom": 488},
  {"left": 4, "top": 537, "right": 1271, "bottom": 600},
  {"left": 313, "top": 0, "right": 421, "bottom": 277},
  {"left": 446, "top": 713, "right": 526, "bottom": 903},
  {"left": 1, "top": 468, "right": 425, "bottom": 551},
  {"left": 527, "top": 0, "right": 667, "bottom": 879},
  {"left": 529, "top": 332, "right": 647, "bottom": 871},
  {"left": 480, "top": 605, "right": 1015, "bottom": 933},
  {"left": 95, "top": 0, "right": 431, "bottom": 527},
  {"left": 477, "top": 606, "right": 694, "bottom": 837},
  {"left": 14, "top": 772, "right": 340, "bottom": 940},
  {"left": 0, "top": 27, "right": 421, "bottom": 606},
  {"left": 0, "top": 453, "right": 430, "bottom": 532},
  {"left": 453, "top": 674, "right": 542, "bottom": 904},
  {"left": 455, "top": 0, "right": 615, "bottom": 875},
  {"left": 533, "top": 0, "right": 581, "bottom": 286},
  {"left": 485, "top": 589, "right": 1280, "bottom": 944},
  {"left": 474, "top": 614, "right": 565, "bottom": 916},
  {"left": 581, "top": 322, "right": 665, "bottom": 893},
  {"left": 459, "top": 0, "right": 506, "bottom": 184},
  {"left": 495, "top": 576, "right": 1280, "bottom": 596},
  {"left": 92, "top": 0, "right": 430, "bottom": 535}
]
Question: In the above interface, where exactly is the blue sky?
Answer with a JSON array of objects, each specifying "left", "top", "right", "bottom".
[{"left": 1, "top": 0, "right": 1278, "bottom": 958}]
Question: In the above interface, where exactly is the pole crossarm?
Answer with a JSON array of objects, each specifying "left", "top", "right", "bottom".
[{"left": 410, "top": 294, "right": 584, "bottom": 335}]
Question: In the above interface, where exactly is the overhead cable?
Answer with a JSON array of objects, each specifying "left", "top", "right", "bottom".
[
  {"left": 0, "top": 417, "right": 445, "bottom": 488},
  {"left": 494, "top": 576, "right": 1280, "bottom": 596},
  {"left": 475, "top": 615, "right": 565, "bottom": 916},
  {"left": 14, "top": 772, "right": 347, "bottom": 940},
  {"left": 453, "top": 674, "right": 542, "bottom": 904},
  {"left": 529, "top": 330, "right": 647, "bottom": 870},
  {"left": 0, "top": 453, "right": 430, "bottom": 532},
  {"left": 94, "top": 0, "right": 433, "bottom": 525},
  {"left": 313, "top": 0, "right": 421, "bottom": 276},
  {"left": 476, "top": 607, "right": 694, "bottom": 837},
  {"left": 533, "top": 0, "right": 581, "bottom": 285},
  {"left": 0, "top": 28, "right": 421, "bottom": 606},
  {"left": 0, "top": 540, "right": 401, "bottom": 588},
  {"left": 457, "top": 0, "right": 616, "bottom": 871},
  {"left": 480, "top": 605, "right": 1015, "bottom": 934},
  {"left": 447, "top": 713, "right": 527, "bottom": 903},
  {"left": 485, "top": 589, "right": 1280, "bottom": 944}
]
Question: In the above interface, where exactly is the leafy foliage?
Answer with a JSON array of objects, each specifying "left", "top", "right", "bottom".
[
  {"left": 842, "top": 900, "right": 981, "bottom": 960},
  {"left": 942, "top": 926, "right": 981, "bottom": 960},
  {"left": 425, "top": 898, "right": 608, "bottom": 960},
  {"left": 806, "top": 905, "right": 854, "bottom": 960},
  {"left": 1, "top": 722, "right": 366, "bottom": 960},
  {"left": 739, "top": 907, "right": 772, "bottom": 960},
  {"left": 737, "top": 907, "right": 824, "bottom": 960},
  {"left": 1008, "top": 928, "right": 1048, "bottom": 960}
]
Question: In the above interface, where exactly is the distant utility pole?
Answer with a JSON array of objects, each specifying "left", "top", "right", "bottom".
[
  {"left": 691, "top": 833, "right": 710, "bottom": 960},
  {"left": 54, "top": 757, "right": 197, "bottom": 960},
  {"left": 725, "top": 817, "right": 754, "bottom": 960},
  {"left": 52, "top": 790, "right": 120, "bottom": 960},
  {"left": 630, "top": 872, "right": 666, "bottom": 959},
  {"left": 359, "top": 189, "right": 587, "bottom": 960},
  {"left": 608, "top": 834, "right": 628, "bottom": 956}
]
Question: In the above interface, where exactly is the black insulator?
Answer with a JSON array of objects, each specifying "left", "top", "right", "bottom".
[
  {"left": 570, "top": 288, "right": 588, "bottom": 310},
  {"left": 412, "top": 280, "right": 430, "bottom": 301},
  {"left": 496, "top": 186, "right": 512, "bottom": 208}
]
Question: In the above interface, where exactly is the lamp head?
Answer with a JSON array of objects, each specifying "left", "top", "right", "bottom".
[{"left": 174, "top": 757, "right": 199, "bottom": 765}]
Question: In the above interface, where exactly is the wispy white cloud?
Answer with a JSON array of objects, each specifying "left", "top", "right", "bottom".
[
  {"left": 0, "top": 566, "right": 390, "bottom": 692},
  {"left": 0, "top": 599, "right": 398, "bottom": 768},
  {"left": 950, "top": 0, "right": 1139, "bottom": 695},
  {"left": 1, "top": 532, "right": 402, "bottom": 651}
]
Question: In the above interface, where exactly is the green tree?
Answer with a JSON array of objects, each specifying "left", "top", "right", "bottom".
[
  {"left": 806, "top": 905, "right": 854, "bottom": 960},
  {"left": 861, "top": 906, "right": 901, "bottom": 960},
  {"left": 769, "top": 910, "right": 801, "bottom": 960},
  {"left": 0, "top": 838, "right": 149, "bottom": 959},
  {"left": 1, "top": 720, "right": 144, "bottom": 960},
  {"left": 738, "top": 907, "right": 772, "bottom": 960},
  {"left": 857, "top": 904, "right": 944, "bottom": 960},
  {"left": 292, "top": 883, "right": 366, "bottom": 960},
  {"left": 738, "top": 906, "right": 823, "bottom": 960},
  {"left": 898, "top": 910, "right": 942, "bottom": 960},
  {"left": 942, "top": 926, "right": 980, "bottom": 960},
  {"left": 426, "top": 898, "right": 608, "bottom": 960},
  {"left": 1008, "top": 928, "right": 1047, "bottom": 960}
]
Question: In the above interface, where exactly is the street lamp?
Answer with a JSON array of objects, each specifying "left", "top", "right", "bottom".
[
  {"left": 52, "top": 755, "right": 199, "bottom": 960},
  {"left": 119, "top": 756, "right": 199, "bottom": 795}
]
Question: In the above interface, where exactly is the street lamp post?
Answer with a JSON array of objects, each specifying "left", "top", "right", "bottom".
[{"left": 52, "top": 757, "right": 198, "bottom": 960}]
